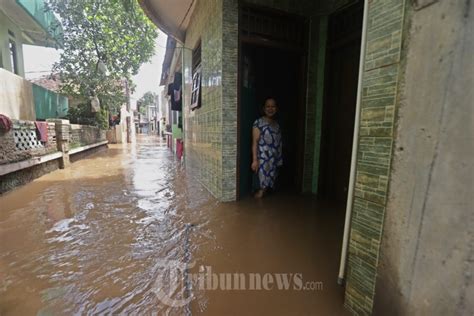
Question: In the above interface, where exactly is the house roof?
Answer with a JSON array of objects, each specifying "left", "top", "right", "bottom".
[
  {"left": 31, "top": 74, "right": 61, "bottom": 92},
  {"left": 138, "top": 0, "right": 196, "bottom": 42},
  {"left": 159, "top": 36, "right": 176, "bottom": 86}
]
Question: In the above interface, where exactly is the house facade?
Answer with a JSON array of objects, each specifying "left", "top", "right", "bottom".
[
  {"left": 0, "top": 0, "right": 65, "bottom": 121},
  {"left": 139, "top": 0, "right": 472, "bottom": 315}
]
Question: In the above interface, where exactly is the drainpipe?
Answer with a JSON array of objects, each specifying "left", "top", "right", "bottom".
[{"left": 337, "top": 0, "right": 369, "bottom": 285}]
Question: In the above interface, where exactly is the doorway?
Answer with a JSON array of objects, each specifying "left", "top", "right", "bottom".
[
  {"left": 237, "top": 5, "right": 307, "bottom": 199},
  {"left": 318, "top": 2, "right": 364, "bottom": 204}
]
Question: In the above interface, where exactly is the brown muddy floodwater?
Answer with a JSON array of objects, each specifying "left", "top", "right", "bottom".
[{"left": 0, "top": 136, "right": 349, "bottom": 315}]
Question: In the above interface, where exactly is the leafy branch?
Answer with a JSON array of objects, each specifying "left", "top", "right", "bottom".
[{"left": 47, "top": 0, "right": 158, "bottom": 116}]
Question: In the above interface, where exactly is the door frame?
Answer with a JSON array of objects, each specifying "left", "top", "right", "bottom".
[
  {"left": 236, "top": 2, "right": 309, "bottom": 199},
  {"left": 318, "top": 1, "right": 364, "bottom": 200}
]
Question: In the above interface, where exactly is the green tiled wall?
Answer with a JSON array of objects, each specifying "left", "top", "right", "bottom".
[
  {"left": 183, "top": 0, "right": 224, "bottom": 200},
  {"left": 309, "top": 17, "right": 329, "bottom": 194},
  {"left": 231, "top": 0, "right": 336, "bottom": 194},
  {"left": 303, "top": 0, "right": 361, "bottom": 192},
  {"left": 345, "top": 0, "right": 407, "bottom": 314},
  {"left": 242, "top": 0, "right": 359, "bottom": 193},
  {"left": 183, "top": 0, "right": 330, "bottom": 200},
  {"left": 221, "top": 0, "right": 239, "bottom": 201},
  {"left": 181, "top": 0, "right": 408, "bottom": 314},
  {"left": 302, "top": 15, "right": 325, "bottom": 193}
]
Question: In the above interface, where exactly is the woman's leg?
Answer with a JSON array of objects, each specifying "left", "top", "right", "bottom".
[
  {"left": 254, "top": 168, "right": 267, "bottom": 198},
  {"left": 254, "top": 189, "right": 264, "bottom": 198}
]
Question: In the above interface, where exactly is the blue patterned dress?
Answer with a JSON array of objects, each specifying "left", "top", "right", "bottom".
[{"left": 253, "top": 117, "right": 283, "bottom": 189}]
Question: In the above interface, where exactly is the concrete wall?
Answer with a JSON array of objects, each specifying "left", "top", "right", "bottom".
[
  {"left": 70, "top": 124, "right": 106, "bottom": 148},
  {"left": 0, "top": 68, "right": 36, "bottom": 121},
  {"left": 0, "top": 120, "right": 58, "bottom": 193},
  {"left": 109, "top": 104, "right": 134, "bottom": 144},
  {"left": 373, "top": 1, "right": 473, "bottom": 315},
  {"left": 1, "top": 119, "right": 108, "bottom": 194},
  {"left": 0, "top": 120, "right": 56, "bottom": 165},
  {"left": 0, "top": 159, "right": 60, "bottom": 193},
  {"left": 0, "top": 10, "right": 26, "bottom": 77}
]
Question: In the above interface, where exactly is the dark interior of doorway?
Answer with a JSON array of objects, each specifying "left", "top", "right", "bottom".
[
  {"left": 239, "top": 44, "right": 305, "bottom": 198},
  {"left": 318, "top": 2, "right": 364, "bottom": 204}
]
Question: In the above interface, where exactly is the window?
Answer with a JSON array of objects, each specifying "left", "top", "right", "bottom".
[
  {"left": 9, "top": 40, "right": 19, "bottom": 75},
  {"left": 190, "top": 41, "right": 201, "bottom": 111},
  {"left": 190, "top": 67, "right": 201, "bottom": 110}
]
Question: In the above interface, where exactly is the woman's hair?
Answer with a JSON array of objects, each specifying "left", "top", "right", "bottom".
[{"left": 263, "top": 97, "right": 277, "bottom": 106}]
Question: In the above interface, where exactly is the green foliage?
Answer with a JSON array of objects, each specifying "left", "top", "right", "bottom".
[
  {"left": 137, "top": 91, "right": 157, "bottom": 114},
  {"left": 67, "top": 103, "right": 110, "bottom": 130},
  {"left": 48, "top": 0, "right": 157, "bottom": 116},
  {"left": 96, "top": 107, "right": 110, "bottom": 130},
  {"left": 67, "top": 103, "right": 97, "bottom": 126}
]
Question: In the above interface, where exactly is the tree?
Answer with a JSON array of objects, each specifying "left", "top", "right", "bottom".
[
  {"left": 48, "top": 0, "right": 157, "bottom": 116},
  {"left": 137, "top": 91, "right": 157, "bottom": 114}
]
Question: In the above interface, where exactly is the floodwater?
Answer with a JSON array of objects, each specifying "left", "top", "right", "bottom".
[{"left": 0, "top": 136, "right": 349, "bottom": 315}]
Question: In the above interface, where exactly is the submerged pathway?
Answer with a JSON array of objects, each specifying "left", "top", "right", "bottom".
[{"left": 0, "top": 136, "right": 348, "bottom": 315}]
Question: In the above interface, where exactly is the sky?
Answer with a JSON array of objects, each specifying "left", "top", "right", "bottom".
[{"left": 23, "top": 29, "right": 168, "bottom": 108}]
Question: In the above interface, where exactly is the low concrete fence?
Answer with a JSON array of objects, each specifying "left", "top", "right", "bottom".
[
  {"left": 0, "top": 119, "right": 107, "bottom": 193},
  {"left": 70, "top": 124, "right": 107, "bottom": 148}
]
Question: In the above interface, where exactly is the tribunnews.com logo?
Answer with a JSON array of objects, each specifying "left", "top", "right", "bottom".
[{"left": 151, "top": 259, "right": 324, "bottom": 307}]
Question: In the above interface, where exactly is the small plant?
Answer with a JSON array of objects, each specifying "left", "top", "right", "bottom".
[
  {"left": 67, "top": 102, "right": 109, "bottom": 129},
  {"left": 96, "top": 107, "right": 109, "bottom": 130}
]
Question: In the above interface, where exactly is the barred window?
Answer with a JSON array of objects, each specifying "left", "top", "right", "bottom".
[{"left": 190, "top": 41, "right": 201, "bottom": 111}]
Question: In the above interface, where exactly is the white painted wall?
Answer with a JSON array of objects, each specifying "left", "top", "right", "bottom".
[
  {"left": 0, "top": 68, "right": 35, "bottom": 120},
  {"left": 0, "top": 10, "right": 25, "bottom": 77}
]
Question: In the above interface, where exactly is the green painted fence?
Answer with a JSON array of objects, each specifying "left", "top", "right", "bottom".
[{"left": 32, "top": 84, "right": 68, "bottom": 120}]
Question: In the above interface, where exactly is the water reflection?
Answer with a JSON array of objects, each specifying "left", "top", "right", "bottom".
[{"left": 0, "top": 136, "right": 348, "bottom": 315}]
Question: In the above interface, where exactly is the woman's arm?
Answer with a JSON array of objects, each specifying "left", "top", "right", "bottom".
[{"left": 251, "top": 127, "right": 260, "bottom": 172}]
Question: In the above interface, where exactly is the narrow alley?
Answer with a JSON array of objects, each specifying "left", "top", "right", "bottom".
[
  {"left": 0, "top": 136, "right": 348, "bottom": 315},
  {"left": 1, "top": 0, "right": 472, "bottom": 314}
]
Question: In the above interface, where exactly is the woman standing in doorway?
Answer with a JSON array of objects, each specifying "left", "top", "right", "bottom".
[{"left": 251, "top": 97, "right": 283, "bottom": 198}]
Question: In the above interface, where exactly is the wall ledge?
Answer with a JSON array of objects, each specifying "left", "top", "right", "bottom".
[
  {"left": 69, "top": 141, "right": 108, "bottom": 155},
  {"left": 0, "top": 151, "right": 62, "bottom": 176}
]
